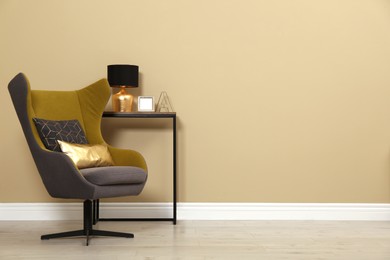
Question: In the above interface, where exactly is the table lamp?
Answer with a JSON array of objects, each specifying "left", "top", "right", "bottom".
[{"left": 107, "top": 64, "right": 139, "bottom": 112}]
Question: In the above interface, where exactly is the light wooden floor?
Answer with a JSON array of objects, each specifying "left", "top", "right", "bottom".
[{"left": 0, "top": 220, "right": 390, "bottom": 259}]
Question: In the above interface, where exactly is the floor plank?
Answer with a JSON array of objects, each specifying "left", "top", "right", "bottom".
[{"left": 0, "top": 220, "right": 389, "bottom": 259}]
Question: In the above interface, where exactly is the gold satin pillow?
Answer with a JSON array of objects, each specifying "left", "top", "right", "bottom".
[{"left": 58, "top": 140, "right": 114, "bottom": 169}]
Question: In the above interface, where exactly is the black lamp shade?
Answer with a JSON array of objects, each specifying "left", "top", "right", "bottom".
[{"left": 107, "top": 64, "right": 139, "bottom": 87}]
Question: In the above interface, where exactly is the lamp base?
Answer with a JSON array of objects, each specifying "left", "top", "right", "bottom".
[{"left": 112, "top": 87, "right": 133, "bottom": 112}]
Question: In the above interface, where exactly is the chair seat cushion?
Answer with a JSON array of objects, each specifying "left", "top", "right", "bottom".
[{"left": 80, "top": 166, "right": 147, "bottom": 186}]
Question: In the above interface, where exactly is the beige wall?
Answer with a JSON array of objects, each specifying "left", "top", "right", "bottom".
[{"left": 1, "top": 0, "right": 390, "bottom": 203}]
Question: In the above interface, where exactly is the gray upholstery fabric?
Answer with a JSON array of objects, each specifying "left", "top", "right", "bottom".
[
  {"left": 8, "top": 74, "right": 95, "bottom": 199},
  {"left": 80, "top": 166, "right": 147, "bottom": 186},
  {"left": 93, "top": 183, "right": 146, "bottom": 199},
  {"left": 8, "top": 73, "right": 147, "bottom": 200}
]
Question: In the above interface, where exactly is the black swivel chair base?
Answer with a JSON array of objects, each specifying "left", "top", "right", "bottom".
[{"left": 41, "top": 200, "right": 134, "bottom": 246}]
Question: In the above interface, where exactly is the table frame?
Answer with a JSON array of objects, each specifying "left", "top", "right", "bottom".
[{"left": 94, "top": 112, "right": 177, "bottom": 225}]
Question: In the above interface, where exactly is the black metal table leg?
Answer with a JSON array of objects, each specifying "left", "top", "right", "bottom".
[
  {"left": 101, "top": 112, "right": 178, "bottom": 224},
  {"left": 92, "top": 199, "right": 100, "bottom": 225},
  {"left": 173, "top": 116, "right": 177, "bottom": 225}
]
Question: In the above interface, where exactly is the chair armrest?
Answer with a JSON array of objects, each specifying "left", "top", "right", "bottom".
[
  {"left": 32, "top": 147, "right": 96, "bottom": 199},
  {"left": 108, "top": 146, "right": 148, "bottom": 171}
]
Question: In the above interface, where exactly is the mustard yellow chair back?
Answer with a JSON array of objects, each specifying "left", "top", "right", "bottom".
[{"left": 28, "top": 78, "right": 110, "bottom": 148}]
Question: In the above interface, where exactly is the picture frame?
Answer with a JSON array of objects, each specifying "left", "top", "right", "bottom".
[{"left": 138, "top": 96, "right": 155, "bottom": 112}]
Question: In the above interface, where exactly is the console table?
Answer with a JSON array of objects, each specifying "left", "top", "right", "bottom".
[{"left": 96, "top": 111, "right": 177, "bottom": 225}]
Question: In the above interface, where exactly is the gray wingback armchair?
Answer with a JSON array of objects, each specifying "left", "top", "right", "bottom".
[{"left": 8, "top": 73, "right": 148, "bottom": 245}]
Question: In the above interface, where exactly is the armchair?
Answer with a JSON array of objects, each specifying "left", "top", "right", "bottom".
[{"left": 8, "top": 73, "right": 148, "bottom": 245}]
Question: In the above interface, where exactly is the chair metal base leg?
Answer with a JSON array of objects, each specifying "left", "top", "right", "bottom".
[
  {"left": 91, "top": 229, "right": 134, "bottom": 238},
  {"left": 41, "top": 230, "right": 85, "bottom": 240},
  {"left": 40, "top": 200, "right": 134, "bottom": 246}
]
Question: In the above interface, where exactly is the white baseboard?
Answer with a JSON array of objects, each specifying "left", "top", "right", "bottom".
[
  {"left": 0, "top": 202, "right": 389, "bottom": 221},
  {"left": 178, "top": 203, "right": 390, "bottom": 221}
]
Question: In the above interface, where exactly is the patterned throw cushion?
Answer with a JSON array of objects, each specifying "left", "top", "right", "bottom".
[{"left": 32, "top": 118, "right": 88, "bottom": 152}]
